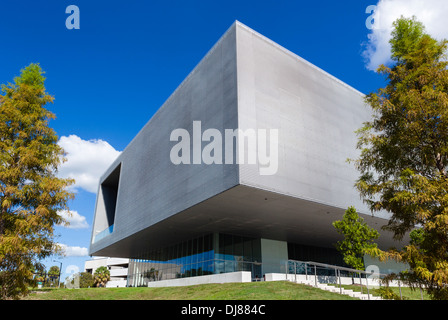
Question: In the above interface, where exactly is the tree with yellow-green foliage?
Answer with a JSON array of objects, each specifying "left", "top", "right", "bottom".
[
  {"left": 352, "top": 16, "right": 448, "bottom": 299},
  {"left": 333, "top": 206, "right": 379, "bottom": 271},
  {"left": 0, "top": 64, "right": 74, "bottom": 299}
]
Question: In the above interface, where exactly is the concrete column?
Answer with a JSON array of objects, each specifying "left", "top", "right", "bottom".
[{"left": 260, "top": 239, "right": 288, "bottom": 276}]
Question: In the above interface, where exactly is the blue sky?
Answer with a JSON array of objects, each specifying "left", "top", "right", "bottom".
[{"left": 1, "top": 0, "right": 446, "bottom": 282}]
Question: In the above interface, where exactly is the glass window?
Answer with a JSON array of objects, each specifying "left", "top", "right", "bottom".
[
  {"left": 218, "top": 234, "right": 225, "bottom": 255},
  {"left": 221, "top": 234, "right": 233, "bottom": 260},
  {"left": 204, "top": 234, "right": 211, "bottom": 252},
  {"left": 243, "top": 238, "right": 253, "bottom": 262},
  {"left": 192, "top": 238, "right": 198, "bottom": 264},
  {"left": 252, "top": 239, "right": 261, "bottom": 263},
  {"left": 180, "top": 244, "right": 186, "bottom": 270},
  {"left": 133, "top": 234, "right": 265, "bottom": 281},
  {"left": 185, "top": 240, "right": 191, "bottom": 265},
  {"left": 182, "top": 242, "right": 187, "bottom": 265},
  {"left": 206, "top": 260, "right": 214, "bottom": 275},
  {"left": 162, "top": 247, "right": 168, "bottom": 262},
  {"left": 225, "top": 260, "right": 235, "bottom": 273},
  {"left": 234, "top": 235, "right": 243, "bottom": 260},
  {"left": 215, "top": 260, "right": 224, "bottom": 274},
  {"left": 168, "top": 245, "right": 174, "bottom": 262},
  {"left": 198, "top": 236, "right": 203, "bottom": 254}
]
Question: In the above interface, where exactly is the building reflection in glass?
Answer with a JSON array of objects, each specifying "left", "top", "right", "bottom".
[{"left": 127, "top": 233, "right": 262, "bottom": 287}]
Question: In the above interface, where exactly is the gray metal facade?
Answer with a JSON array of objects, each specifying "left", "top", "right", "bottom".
[
  {"left": 236, "top": 23, "right": 371, "bottom": 213},
  {"left": 89, "top": 21, "right": 400, "bottom": 259}
]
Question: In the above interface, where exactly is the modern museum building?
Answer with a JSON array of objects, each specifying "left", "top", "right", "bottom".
[{"left": 89, "top": 21, "right": 405, "bottom": 286}]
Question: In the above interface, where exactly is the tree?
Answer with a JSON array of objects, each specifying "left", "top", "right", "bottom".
[
  {"left": 93, "top": 266, "right": 110, "bottom": 287},
  {"left": 78, "top": 272, "right": 94, "bottom": 288},
  {"left": 143, "top": 267, "right": 160, "bottom": 282},
  {"left": 332, "top": 206, "right": 380, "bottom": 270},
  {"left": 352, "top": 16, "right": 448, "bottom": 299},
  {"left": 47, "top": 265, "right": 61, "bottom": 287},
  {"left": 0, "top": 64, "right": 74, "bottom": 299}
]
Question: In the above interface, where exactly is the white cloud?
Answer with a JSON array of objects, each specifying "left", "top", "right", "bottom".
[
  {"left": 57, "top": 210, "right": 89, "bottom": 229},
  {"left": 363, "top": 0, "right": 448, "bottom": 70},
  {"left": 58, "top": 244, "right": 89, "bottom": 257},
  {"left": 57, "top": 135, "right": 121, "bottom": 193}
]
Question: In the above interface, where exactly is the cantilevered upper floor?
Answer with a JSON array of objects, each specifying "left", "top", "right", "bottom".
[{"left": 89, "top": 21, "right": 401, "bottom": 259}]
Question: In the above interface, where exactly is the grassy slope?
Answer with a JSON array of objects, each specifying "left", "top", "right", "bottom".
[
  {"left": 23, "top": 281, "right": 357, "bottom": 300},
  {"left": 327, "top": 283, "right": 431, "bottom": 300}
]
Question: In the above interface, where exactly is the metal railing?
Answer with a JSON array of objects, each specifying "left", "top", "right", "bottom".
[
  {"left": 286, "top": 260, "right": 408, "bottom": 300},
  {"left": 127, "top": 258, "right": 427, "bottom": 299},
  {"left": 93, "top": 224, "right": 114, "bottom": 242}
]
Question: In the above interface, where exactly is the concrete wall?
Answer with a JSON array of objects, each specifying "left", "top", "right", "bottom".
[
  {"left": 260, "top": 239, "right": 288, "bottom": 275},
  {"left": 106, "top": 280, "right": 128, "bottom": 288},
  {"left": 146, "top": 271, "right": 252, "bottom": 288},
  {"left": 84, "top": 257, "right": 129, "bottom": 272},
  {"left": 145, "top": 271, "right": 400, "bottom": 289}
]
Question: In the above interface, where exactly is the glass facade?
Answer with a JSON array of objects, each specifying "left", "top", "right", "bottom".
[
  {"left": 287, "top": 242, "right": 345, "bottom": 267},
  {"left": 127, "top": 233, "right": 262, "bottom": 287},
  {"left": 127, "top": 233, "right": 346, "bottom": 287}
]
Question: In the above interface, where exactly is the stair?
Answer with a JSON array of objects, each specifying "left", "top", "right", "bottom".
[{"left": 294, "top": 278, "right": 384, "bottom": 300}]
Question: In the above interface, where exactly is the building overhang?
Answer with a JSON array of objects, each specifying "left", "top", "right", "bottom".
[{"left": 90, "top": 184, "right": 406, "bottom": 258}]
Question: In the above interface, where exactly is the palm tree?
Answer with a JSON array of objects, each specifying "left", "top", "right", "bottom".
[{"left": 93, "top": 266, "right": 110, "bottom": 287}]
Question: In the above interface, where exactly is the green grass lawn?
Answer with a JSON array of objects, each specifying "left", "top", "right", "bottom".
[{"left": 22, "top": 281, "right": 358, "bottom": 300}]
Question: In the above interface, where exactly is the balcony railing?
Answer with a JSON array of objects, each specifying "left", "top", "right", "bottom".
[{"left": 94, "top": 225, "right": 114, "bottom": 242}]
